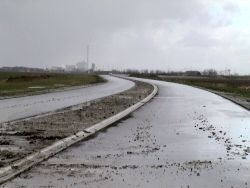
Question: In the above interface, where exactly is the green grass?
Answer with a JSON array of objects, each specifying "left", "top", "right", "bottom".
[
  {"left": 0, "top": 72, "right": 105, "bottom": 97},
  {"left": 130, "top": 73, "right": 250, "bottom": 99}
]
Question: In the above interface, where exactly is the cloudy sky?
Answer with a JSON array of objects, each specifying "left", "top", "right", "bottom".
[{"left": 0, "top": 0, "right": 250, "bottom": 74}]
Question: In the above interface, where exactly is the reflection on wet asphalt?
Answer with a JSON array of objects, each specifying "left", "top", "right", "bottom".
[
  {"left": 0, "top": 76, "right": 134, "bottom": 123},
  {"left": 3, "top": 79, "right": 250, "bottom": 188}
]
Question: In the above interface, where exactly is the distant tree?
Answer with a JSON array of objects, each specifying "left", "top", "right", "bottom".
[
  {"left": 150, "top": 70, "right": 155, "bottom": 74},
  {"left": 156, "top": 70, "right": 165, "bottom": 74},
  {"left": 202, "top": 69, "right": 218, "bottom": 77}
]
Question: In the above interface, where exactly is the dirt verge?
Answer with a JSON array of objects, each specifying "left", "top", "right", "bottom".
[{"left": 0, "top": 80, "right": 153, "bottom": 168}]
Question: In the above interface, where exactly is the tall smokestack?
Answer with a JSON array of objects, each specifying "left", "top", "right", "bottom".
[{"left": 86, "top": 45, "right": 90, "bottom": 70}]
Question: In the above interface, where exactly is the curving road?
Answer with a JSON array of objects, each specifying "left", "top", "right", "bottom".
[
  {"left": 3, "top": 78, "right": 250, "bottom": 188},
  {"left": 0, "top": 75, "right": 134, "bottom": 123}
]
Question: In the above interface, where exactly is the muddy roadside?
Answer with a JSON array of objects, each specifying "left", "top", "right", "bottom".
[{"left": 0, "top": 80, "right": 153, "bottom": 168}]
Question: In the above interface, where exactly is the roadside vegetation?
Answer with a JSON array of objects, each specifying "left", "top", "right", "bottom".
[
  {"left": 130, "top": 73, "right": 250, "bottom": 99},
  {"left": 0, "top": 72, "right": 105, "bottom": 97}
]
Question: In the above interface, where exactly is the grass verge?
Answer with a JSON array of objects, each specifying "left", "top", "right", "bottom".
[
  {"left": 130, "top": 73, "right": 250, "bottom": 99},
  {"left": 0, "top": 72, "right": 105, "bottom": 97}
]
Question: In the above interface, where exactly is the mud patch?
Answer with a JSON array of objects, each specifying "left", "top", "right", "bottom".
[
  {"left": 194, "top": 113, "right": 250, "bottom": 160},
  {"left": 0, "top": 80, "right": 153, "bottom": 168}
]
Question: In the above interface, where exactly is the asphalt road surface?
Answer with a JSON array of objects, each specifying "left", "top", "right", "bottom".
[
  {"left": 0, "top": 75, "right": 134, "bottom": 123},
  {"left": 3, "top": 78, "right": 250, "bottom": 188}
]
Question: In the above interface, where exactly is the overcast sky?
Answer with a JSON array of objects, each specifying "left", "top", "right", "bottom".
[{"left": 0, "top": 0, "right": 250, "bottom": 74}]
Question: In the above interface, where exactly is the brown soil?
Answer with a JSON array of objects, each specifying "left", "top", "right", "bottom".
[{"left": 0, "top": 80, "right": 153, "bottom": 167}]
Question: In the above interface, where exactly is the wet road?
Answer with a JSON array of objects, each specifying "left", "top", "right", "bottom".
[
  {"left": 0, "top": 75, "right": 134, "bottom": 123},
  {"left": 3, "top": 78, "right": 250, "bottom": 188}
]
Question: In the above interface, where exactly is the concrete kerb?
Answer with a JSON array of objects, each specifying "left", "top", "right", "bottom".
[{"left": 0, "top": 77, "right": 158, "bottom": 185}]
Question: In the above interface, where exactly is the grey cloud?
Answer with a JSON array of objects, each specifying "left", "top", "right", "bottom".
[
  {"left": 223, "top": 2, "right": 239, "bottom": 13},
  {"left": 180, "top": 31, "right": 219, "bottom": 48},
  {"left": 0, "top": 0, "right": 249, "bottom": 74}
]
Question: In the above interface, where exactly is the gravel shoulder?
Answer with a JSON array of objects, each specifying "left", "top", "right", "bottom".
[{"left": 0, "top": 80, "right": 153, "bottom": 168}]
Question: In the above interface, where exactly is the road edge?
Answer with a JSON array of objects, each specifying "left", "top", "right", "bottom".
[
  {"left": 0, "top": 77, "right": 158, "bottom": 185},
  {"left": 168, "top": 82, "right": 250, "bottom": 111},
  {"left": 194, "top": 87, "right": 250, "bottom": 111}
]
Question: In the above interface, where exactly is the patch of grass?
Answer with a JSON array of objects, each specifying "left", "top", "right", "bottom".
[
  {"left": 0, "top": 72, "right": 105, "bottom": 97},
  {"left": 160, "top": 76, "right": 250, "bottom": 98},
  {"left": 130, "top": 73, "right": 250, "bottom": 98}
]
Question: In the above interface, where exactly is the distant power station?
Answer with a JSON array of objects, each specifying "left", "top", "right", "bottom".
[
  {"left": 76, "top": 61, "right": 88, "bottom": 72},
  {"left": 49, "top": 61, "right": 95, "bottom": 73},
  {"left": 49, "top": 45, "right": 95, "bottom": 73}
]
